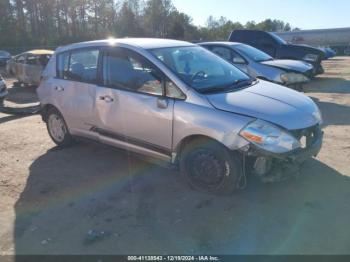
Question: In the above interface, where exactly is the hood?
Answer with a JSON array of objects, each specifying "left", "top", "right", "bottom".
[
  {"left": 206, "top": 81, "right": 320, "bottom": 130},
  {"left": 284, "top": 44, "right": 326, "bottom": 59},
  {"left": 260, "top": 59, "right": 313, "bottom": 73}
]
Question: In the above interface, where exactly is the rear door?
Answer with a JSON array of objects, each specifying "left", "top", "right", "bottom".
[
  {"left": 95, "top": 47, "right": 175, "bottom": 153},
  {"left": 54, "top": 48, "right": 100, "bottom": 137}
]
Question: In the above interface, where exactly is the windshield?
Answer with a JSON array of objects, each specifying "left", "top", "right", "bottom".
[
  {"left": 150, "top": 46, "right": 252, "bottom": 93},
  {"left": 234, "top": 44, "right": 273, "bottom": 62},
  {"left": 0, "top": 51, "right": 10, "bottom": 57},
  {"left": 268, "top": 32, "right": 287, "bottom": 45}
]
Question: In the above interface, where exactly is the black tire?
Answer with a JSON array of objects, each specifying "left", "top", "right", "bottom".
[
  {"left": 179, "top": 138, "right": 242, "bottom": 195},
  {"left": 46, "top": 107, "right": 74, "bottom": 147}
]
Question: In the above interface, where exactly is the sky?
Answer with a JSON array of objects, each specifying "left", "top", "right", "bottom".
[{"left": 172, "top": 0, "right": 350, "bottom": 30}]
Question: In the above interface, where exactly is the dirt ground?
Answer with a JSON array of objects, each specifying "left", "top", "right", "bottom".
[{"left": 1, "top": 57, "right": 350, "bottom": 256}]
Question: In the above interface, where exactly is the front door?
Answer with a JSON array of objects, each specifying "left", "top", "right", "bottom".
[{"left": 95, "top": 47, "right": 174, "bottom": 153}]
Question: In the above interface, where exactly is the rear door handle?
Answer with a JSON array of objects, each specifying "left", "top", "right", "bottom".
[
  {"left": 54, "top": 86, "right": 64, "bottom": 92},
  {"left": 99, "top": 95, "right": 114, "bottom": 103}
]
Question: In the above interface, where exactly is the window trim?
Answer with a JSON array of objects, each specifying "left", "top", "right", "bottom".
[
  {"left": 230, "top": 49, "right": 249, "bottom": 65},
  {"left": 55, "top": 47, "right": 101, "bottom": 85},
  {"left": 99, "top": 46, "right": 186, "bottom": 100}
]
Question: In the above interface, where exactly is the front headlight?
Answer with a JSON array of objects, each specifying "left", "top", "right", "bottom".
[
  {"left": 240, "top": 119, "right": 300, "bottom": 154},
  {"left": 313, "top": 107, "right": 323, "bottom": 125},
  {"left": 280, "top": 73, "right": 309, "bottom": 84},
  {"left": 303, "top": 54, "right": 318, "bottom": 62}
]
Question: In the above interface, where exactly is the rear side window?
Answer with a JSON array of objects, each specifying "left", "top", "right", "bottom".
[
  {"left": 57, "top": 52, "right": 70, "bottom": 79},
  {"left": 26, "top": 54, "right": 39, "bottom": 65},
  {"left": 16, "top": 55, "right": 26, "bottom": 64},
  {"left": 57, "top": 49, "right": 99, "bottom": 83}
]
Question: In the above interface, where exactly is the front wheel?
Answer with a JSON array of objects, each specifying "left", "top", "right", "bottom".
[
  {"left": 179, "top": 138, "right": 242, "bottom": 195},
  {"left": 46, "top": 107, "right": 74, "bottom": 147}
]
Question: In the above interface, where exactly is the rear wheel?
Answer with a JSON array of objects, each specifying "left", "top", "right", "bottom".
[
  {"left": 46, "top": 107, "right": 74, "bottom": 147},
  {"left": 179, "top": 138, "right": 242, "bottom": 195}
]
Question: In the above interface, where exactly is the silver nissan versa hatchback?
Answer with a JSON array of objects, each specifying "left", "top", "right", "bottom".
[{"left": 37, "top": 38, "right": 323, "bottom": 194}]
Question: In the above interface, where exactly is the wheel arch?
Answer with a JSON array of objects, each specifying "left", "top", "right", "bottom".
[
  {"left": 174, "top": 134, "right": 234, "bottom": 163},
  {"left": 40, "top": 104, "right": 60, "bottom": 122}
]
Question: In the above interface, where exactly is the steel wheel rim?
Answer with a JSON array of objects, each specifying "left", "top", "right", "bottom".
[
  {"left": 188, "top": 149, "right": 226, "bottom": 190},
  {"left": 48, "top": 114, "right": 66, "bottom": 142}
]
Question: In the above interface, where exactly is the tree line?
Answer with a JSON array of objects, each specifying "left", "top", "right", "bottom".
[{"left": 0, "top": 0, "right": 297, "bottom": 54}]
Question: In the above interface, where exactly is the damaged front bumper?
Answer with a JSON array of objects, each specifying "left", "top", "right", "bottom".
[{"left": 241, "top": 125, "right": 323, "bottom": 182}]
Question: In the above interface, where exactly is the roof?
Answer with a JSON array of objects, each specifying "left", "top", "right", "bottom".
[
  {"left": 57, "top": 38, "right": 194, "bottom": 53},
  {"left": 25, "top": 49, "right": 54, "bottom": 55},
  {"left": 199, "top": 41, "right": 243, "bottom": 46}
]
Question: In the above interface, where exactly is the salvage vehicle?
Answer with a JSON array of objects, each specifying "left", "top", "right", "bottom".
[
  {"left": 0, "top": 74, "right": 7, "bottom": 105},
  {"left": 37, "top": 38, "right": 323, "bottom": 194},
  {"left": 200, "top": 42, "right": 313, "bottom": 91},
  {"left": 319, "top": 47, "right": 336, "bottom": 59},
  {"left": 229, "top": 30, "right": 325, "bottom": 75},
  {"left": 0, "top": 51, "right": 11, "bottom": 66},
  {"left": 6, "top": 50, "right": 53, "bottom": 86}
]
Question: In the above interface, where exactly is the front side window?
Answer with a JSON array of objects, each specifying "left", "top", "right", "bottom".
[
  {"left": 268, "top": 32, "right": 287, "bottom": 45},
  {"left": 234, "top": 44, "right": 273, "bottom": 62},
  {"left": 102, "top": 49, "right": 163, "bottom": 96},
  {"left": 151, "top": 46, "right": 252, "bottom": 93},
  {"left": 211, "top": 46, "right": 232, "bottom": 61}
]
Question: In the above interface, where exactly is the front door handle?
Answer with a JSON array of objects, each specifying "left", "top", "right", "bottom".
[
  {"left": 100, "top": 95, "right": 114, "bottom": 103},
  {"left": 55, "top": 86, "right": 64, "bottom": 92}
]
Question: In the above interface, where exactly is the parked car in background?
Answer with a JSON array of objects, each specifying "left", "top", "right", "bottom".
[
  {"left": 229, "top": 30, "right": 326, "bottom": 75},
  {"left": 0, "top": 74, "right": 8, "bottom": 105},
  {"left": 200, "top": 42, "right": 313, "bottom": 91},
  {"left": 319, "top": 47, "right": 337, "bottom": 59},
  {"left": 38, "top": 38, "right": 323, "bottom": 194},
  {"left": 6, "top": 49, "right": 53, "bottom": 86},
  {"left": 0, "top": 51, "right": 11, "bottom": 66}
]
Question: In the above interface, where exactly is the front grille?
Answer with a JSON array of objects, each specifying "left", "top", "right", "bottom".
[{"left": 290, "top": 125, "right": 321, "bottom": 149}]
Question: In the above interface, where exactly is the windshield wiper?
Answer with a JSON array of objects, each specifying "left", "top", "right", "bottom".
[{"left": 200, "top": 78, "right": 256, "bottom": 94}]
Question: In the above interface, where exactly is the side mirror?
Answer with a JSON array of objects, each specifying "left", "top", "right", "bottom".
[{"left": 157, "top": 97, "right": 169, "bottom": 109}]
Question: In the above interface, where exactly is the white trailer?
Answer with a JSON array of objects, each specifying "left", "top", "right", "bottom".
[{"left": 276, "top": 27, "right": 350, "bottom": 55}]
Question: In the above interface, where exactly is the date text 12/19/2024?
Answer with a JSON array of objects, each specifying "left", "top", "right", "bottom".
[{"left": 127, "top": 256, "right": 220, "bottom": 261}]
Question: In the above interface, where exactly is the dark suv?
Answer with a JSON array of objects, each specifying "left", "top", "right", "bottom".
[{"left": 229, "top": 30, "right": 325, "bottom": 75}]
